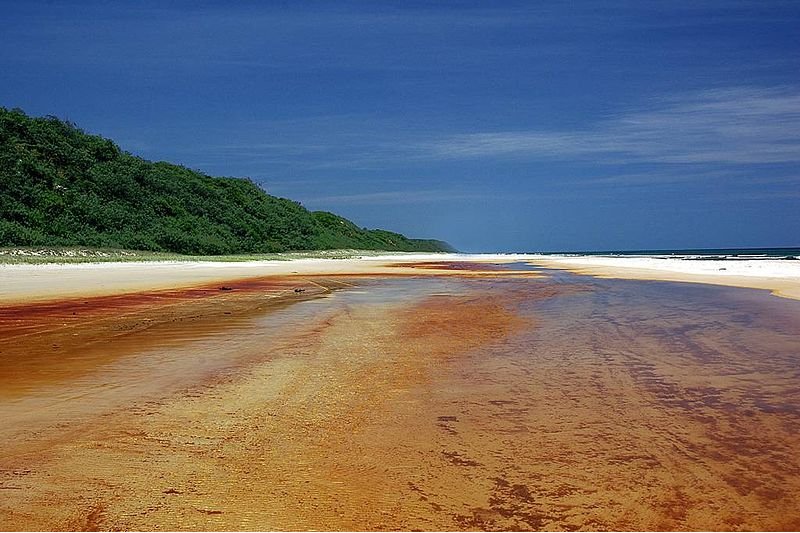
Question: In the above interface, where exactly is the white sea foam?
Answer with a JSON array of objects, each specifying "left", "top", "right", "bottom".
[{"left": 526, "top": 254, "right": 800, "bottom": 279}]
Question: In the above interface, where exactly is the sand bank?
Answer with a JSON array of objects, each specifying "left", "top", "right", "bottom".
[
  {"left": 527, "top": 255, "right": 800, "bottom": 300},
  {"left": 4, "top": 252, "right": 799, "bottom": 305},
  {"left": 0, "top": 253, "right": 536, "bottom": 304}
]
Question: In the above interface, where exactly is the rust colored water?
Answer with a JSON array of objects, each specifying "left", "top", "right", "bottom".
[{"left": 1, "top": 271, "right": 800, "bottom": 530}]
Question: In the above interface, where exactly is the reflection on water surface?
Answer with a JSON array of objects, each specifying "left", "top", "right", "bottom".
[{"left": 1, "top": 271, "right": 799, "bottom": 530}]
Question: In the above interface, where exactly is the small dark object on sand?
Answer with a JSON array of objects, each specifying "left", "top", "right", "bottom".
[
  {"left": 219, "top": 286, "right": 233, "bottom": 291},
  {"left": 294, "top": 288, "right": 306, "bottom": 293},
  {"left": 197, "top": 508, "right": 223, "bottom": 515}
]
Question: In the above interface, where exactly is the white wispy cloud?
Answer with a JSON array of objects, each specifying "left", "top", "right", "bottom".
[
  {"left": 573, "top": 169, "right": 734, "bottom": 187},
  {"left": 716, "top": 190, "right": 800, "bottom": 201},
  {"left": 128, "top": 86, "right": 800, "bottom": 186},
  {"left": 420, "top": 87, "right": 800, "bottom": 164}
]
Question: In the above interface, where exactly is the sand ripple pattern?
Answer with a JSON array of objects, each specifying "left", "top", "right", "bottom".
[{"left": 1, "top": 272, "right": 799, "bottom": 530}]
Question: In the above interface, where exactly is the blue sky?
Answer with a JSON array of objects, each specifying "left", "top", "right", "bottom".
[{"left": 2, "top": 1, "right": 799, "bottom": 252}]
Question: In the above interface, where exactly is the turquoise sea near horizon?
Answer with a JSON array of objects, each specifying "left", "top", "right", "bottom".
[{"left": 536, "top": 246, "right": 800, "bottom": 260}]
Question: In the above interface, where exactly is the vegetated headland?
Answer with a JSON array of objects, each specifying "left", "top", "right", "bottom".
[{"left": 0, "top": 107, "right": 453, "bottom": 255}]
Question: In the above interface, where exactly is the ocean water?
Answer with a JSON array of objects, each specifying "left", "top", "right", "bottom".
[{"left": 538, "top": 246, "right": 800, "bottom": 260}]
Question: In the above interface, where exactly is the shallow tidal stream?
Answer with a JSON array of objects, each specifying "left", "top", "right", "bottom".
[{"left": 1, "top": 267, "right": 799, "bottom": 530}]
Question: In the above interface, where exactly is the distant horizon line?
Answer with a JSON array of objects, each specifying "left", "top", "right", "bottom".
[{"left": 463, "top": 246, "right": 800, "bottom": 255}]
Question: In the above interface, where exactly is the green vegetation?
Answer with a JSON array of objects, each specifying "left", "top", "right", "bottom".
[
  {"left": 0, "top": 246, "right": 417, "bottom": 265},
  {"left": 0, "top": 107, "right": 453, "bottom": 255}
]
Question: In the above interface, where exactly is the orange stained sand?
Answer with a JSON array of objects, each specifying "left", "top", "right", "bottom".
[
  {"left": 398, "top": 260, "right": 512, "bottom": 271},
  {"left": 1, "top": 274, "right": 800, "bottom": 530},
  {"left": 0, "top": 276, "right": 304, "bottom": 338},
  {"left": 391, "top": 260, "right": 539, "bottom": 276},
  {"left": 0, "top": 276, "right": 349, "bottom": 398}
]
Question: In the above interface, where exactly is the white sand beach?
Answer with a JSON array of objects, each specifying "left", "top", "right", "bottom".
[
  {"left": 527, "top": 255, "right": 800, "bottom": 300},
  {"left": 3, "top": 253, "right": 800, "bottom": 303},
  {"left": 0, "top": 254, "right": 525, "bottom": 303}
]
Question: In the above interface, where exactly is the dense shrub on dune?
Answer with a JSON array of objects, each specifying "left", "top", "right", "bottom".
[{"left": 0, "top": 107, "right": 453, "bottom": 254}]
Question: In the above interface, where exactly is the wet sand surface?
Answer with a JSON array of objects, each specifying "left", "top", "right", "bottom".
[{"left": 2, "top": 265, "right": 800, "bottom": 530}]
